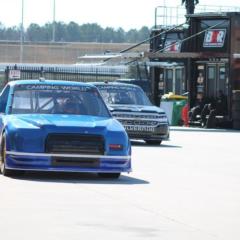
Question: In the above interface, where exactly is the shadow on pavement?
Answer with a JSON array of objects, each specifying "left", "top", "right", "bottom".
[
  {"left": 171, "top": 126, "right": 240, "bottom": 134},
  {"left": 131, "top": 140, "right": 182, "bottom": 148},
  {"left": 10, "top": 171, "right": 149, "bottom": 185}
]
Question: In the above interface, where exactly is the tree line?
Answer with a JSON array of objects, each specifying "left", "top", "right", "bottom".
[{"left": 0, "top": 21, "right": 150, "bottom": 43}]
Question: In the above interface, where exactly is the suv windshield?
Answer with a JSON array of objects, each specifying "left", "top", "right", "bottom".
[
  {"left": 11, "top": 84, "right": 110, "bottom": 117},
  {"left": 97, "top": 84, "right": 152, "bottom": 106}
]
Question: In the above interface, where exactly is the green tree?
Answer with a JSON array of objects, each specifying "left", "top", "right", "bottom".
[
  {"left": 0, "top": 22, "right": 5, "bottom": 39},
  {"left": 66, "top": 21, "right": 80, "bottom": 41},
  {"left": 137, "top": 26, "right": 150, "bottom": 42},
  {"left": 4, "top": 26, "right": 20, "bottom": 40},
  {"left": 102, "top": 27, "right": 115, "bottom": 42},
  {"left": 0, "top": 21, "right": 151, "bottom": 43},
  {"left": 26, "top": 23, "right": 43, "bottom": 41},
  {"left": 54, "top": 21, "right": 67, "bottom": 41},
  {"left": 42, "top": 23, "right": 53, "bottom": 41},
  {"left": 113, "top": 28, "right": 125, "bottom": 43},
  {"left": 79, "top": 23, "right": 103, "bottom": 42},
  {"left": 126, "top": 29, "right": 138, "bottom": 43}
]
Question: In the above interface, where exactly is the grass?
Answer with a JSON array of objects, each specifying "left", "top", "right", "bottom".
[{"left": 0, "top": 42, "right": 149, "bottom": 64}]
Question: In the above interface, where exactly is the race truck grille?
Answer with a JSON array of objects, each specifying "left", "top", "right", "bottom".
[
  {"left": 45, "top": 134, "right": 104, "bottom": 155},
  {"left": 112, "top": 112, "right": 168, "bottom": 127},
  {"left": 112, "top": 112, "right": 166, "bottom": 120},
  {"left": 120, "top": 120, "right": 159, "bottom": 126}
]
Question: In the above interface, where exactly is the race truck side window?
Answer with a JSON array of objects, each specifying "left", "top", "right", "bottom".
[{"left": 0, "top": 85, "right": 10, "bottom": 113}]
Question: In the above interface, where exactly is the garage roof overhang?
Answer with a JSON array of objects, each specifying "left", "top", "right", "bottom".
[{"left": 145, "top": 52, "right": 229, "bottom": 60}]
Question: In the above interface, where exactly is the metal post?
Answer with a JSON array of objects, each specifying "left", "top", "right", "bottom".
[
  {"left": 20, "top": 0, "right": 24, "bottom": 63},
  {"left": 154, "top": 7, "right": 157, "bottom": 28},
  {"left": 5, "top": 66, "right": 9, "bottom": 83}
]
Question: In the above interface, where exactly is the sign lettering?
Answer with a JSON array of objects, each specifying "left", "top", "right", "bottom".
[
  {"left": 164, "top": 40, "right": 181, "bottom": 52},
  {"left": 9, "top": 70, "right": 21, "bottom": 79},
  {"left": 203, "top": 29, "right": 226, "bottom": 48}
]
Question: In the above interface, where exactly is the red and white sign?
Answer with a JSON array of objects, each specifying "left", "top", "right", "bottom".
[
  {"left": 9, "top": 69, "right": 21, "bottom": 79},
  {"left": 203, "top": 29, "right": 226, "bottom": 48},
  {"left": 164, "top": 40, "right": 181, "bottom": 52}
]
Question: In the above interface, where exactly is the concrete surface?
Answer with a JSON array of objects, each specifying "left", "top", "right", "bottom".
[{"left": 0, "top": 127, "right": 240, "bottom": 240}]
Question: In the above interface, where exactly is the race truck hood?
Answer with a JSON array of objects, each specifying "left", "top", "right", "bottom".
[
  {"left": 6, "top": 114, "right": 123, "bottom": 131},
  {"left": 108, "top": 104, "right": 165, "bottom": 114},
  {"left": 4, "top": 114, "right": 130, "bottom": 154}
]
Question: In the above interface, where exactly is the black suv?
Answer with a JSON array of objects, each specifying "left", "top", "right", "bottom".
[{"left": 93, "top": 82, "right": 169, "bottom": 145}]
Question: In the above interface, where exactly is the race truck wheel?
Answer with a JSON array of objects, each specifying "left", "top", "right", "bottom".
[
  {"left": 145, "top": 140, "right": 162, "bottom": 145},
  {"left": 0, "top": 134, "right": 13, "bottom": 176},
  {"left": 98, "top": 173, "right": 121, "bottom": 179},
  {"left": 0, "top": 134, "right": 24, "bottom": 177}
]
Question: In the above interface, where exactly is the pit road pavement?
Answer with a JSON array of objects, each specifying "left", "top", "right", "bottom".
[{"left": 0, "top": 127, "right": 240, "bottom": 240}]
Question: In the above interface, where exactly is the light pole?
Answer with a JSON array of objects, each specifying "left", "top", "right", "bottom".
[
  {"left": 20, "top": 0, "right": 24, "bottom": 63},
  {"left": 52, "top": 0, "right": 56, "bottom": 42}
]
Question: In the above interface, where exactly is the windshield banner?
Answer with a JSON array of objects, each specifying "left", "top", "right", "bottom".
[
  {"left": 97, "top": 85, "right": 137, "bottom": 91},
  {"left": 14, "top": 84, "right": 92, "bottom": 92}
]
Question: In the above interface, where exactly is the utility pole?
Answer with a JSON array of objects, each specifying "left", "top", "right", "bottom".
[
  {"left": 52, "top": 0, "right": 56, "bottom": 42},
  {"left": 20, "top": 0, "right": 24, "bottom": 63}
]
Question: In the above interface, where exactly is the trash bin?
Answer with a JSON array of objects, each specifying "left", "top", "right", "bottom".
[{"left": 160, "top": 92, "right": 188, "bottom": 126}]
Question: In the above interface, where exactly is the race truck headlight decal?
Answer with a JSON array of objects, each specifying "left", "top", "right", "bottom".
[{"left": 109, "top": 144, "right": 123, "bottom": 150}]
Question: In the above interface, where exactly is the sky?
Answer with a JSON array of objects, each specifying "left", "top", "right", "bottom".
[{"left": 0, "top": 0, "right": 239, "bottom": 30}]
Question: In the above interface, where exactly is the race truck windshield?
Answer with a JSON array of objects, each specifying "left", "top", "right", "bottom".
[
  {"left": 11, "top": 84, "right": 110, "bottom": 117},
  {"left": 98, "top": 85, "right": 152, "bottom": 106}
]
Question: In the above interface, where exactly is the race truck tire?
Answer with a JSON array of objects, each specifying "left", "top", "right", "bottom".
[
  {"left": 98, "top": 173, "right": 121, "bottom": 179},
  {"left": 0, "top": 134, "right": 25, "bottom": 177},
  {"left": 1, "top": 134, "right": 13, "bottom": 176},
  {"left": 145, "top": 140, "right": 162, "bottom": 145}
]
